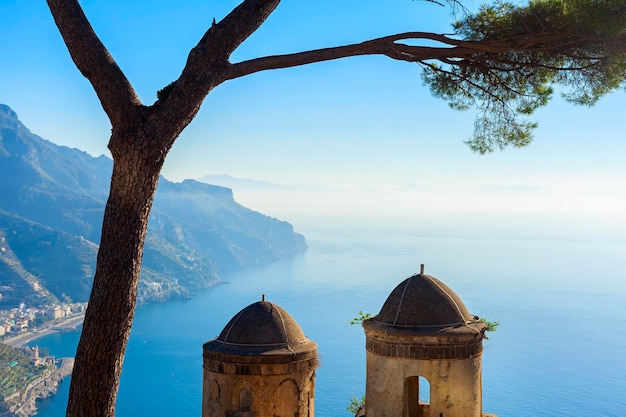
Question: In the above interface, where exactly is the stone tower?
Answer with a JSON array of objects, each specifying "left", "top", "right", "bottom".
[
  {"left": 362, "top": 268, "right": 494, "bottom": 417},
  {"left": 202, "top": 297, "right": 318, "bottom": 417}
]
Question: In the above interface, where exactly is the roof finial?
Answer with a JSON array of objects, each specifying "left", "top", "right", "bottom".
[
  {"left": 420, "top": 264, "right": 425, "bottom": 274},
  {"left": 262, "top": 294, "right": 266, "bottom": 302}
]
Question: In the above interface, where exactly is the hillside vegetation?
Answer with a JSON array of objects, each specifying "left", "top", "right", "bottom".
[
  {"left": 0, "top": 344, "right": 52, "bottom": 401},
  {"left": 0, "top": 104, "right": 307, "bottom": 307}
]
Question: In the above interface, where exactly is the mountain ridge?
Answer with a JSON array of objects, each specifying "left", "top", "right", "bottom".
[{"left": 0, "top": 104, "right": 306, "bottom": 308}]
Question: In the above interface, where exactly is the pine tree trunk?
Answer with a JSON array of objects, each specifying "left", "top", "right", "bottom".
[{"left": 66, "top": 130, "right": 167, "bottom": 417}]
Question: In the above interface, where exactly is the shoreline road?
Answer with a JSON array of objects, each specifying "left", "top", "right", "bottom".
[{"left": 2, "top": 313, "right": 85, "bottom": 348}]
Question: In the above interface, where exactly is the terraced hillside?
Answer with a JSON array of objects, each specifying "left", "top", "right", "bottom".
[
  {"left": 0, "top": 103, "right": 306, "bottom": 307},
  {"left": 0, "top": 344, "right": 52, "bottom": 402}
]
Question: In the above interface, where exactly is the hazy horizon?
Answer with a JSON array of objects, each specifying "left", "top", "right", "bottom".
[
  {"left": 2, "top": 1, "right": 625, "bottom": 211},
  {"left": 193, "top": 172, "right": 626, "bottom": 245}
]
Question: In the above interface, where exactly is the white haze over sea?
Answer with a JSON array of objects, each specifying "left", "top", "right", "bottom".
[
  {"left": 32, "top": 177, "right": 626, "bottom": 417},
  {"left": 198, "top": 173, "right": 626, "bottom": 243}
]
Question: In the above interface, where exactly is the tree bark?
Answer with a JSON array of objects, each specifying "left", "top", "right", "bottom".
[
  {"left": 46, "top": 1, "right": 284, "bottom": 415},
  {"left": 66, "top": 125, "right": 170, "bottom": 416}
]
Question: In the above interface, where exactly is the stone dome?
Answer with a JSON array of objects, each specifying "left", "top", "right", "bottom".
[
  {"left": 203, "top": 300, "right": 317, "bottom": 359},
  {"left": 374, "top": 273, "right": 475, "bottom": 328}
]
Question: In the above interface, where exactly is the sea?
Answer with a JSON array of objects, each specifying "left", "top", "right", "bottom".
[{"left": 30, "top": 218, "right": 626, "bottom": 417}]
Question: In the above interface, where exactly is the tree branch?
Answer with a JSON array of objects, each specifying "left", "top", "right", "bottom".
[
  {"left": 46, "top": 0, "right": 141, "bottom": 126},
  {"left": 225, "top": 33, "right": 462, "bottom": 80},
  {"left": 151, "top": 0, "right": 282, "bottom": 144},
  {"left": 225, "top": 29, "right": 623, "bottom": 81}
]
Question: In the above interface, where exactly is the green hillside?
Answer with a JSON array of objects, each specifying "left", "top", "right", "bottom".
[
  {"left": 0, "top": 103, "right": 306, "bottom": 308},
  {"left": 0, "top": 344, "right": 52, "bottom": 401}
]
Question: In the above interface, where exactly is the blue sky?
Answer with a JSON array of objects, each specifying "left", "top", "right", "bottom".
[{"left": 1, "top": 0, "right": 625, "bottom": 227}]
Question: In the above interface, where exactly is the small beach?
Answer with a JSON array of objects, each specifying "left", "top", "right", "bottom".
[{"left": 2, "top": 313, "right": 84, "bottom": 348}]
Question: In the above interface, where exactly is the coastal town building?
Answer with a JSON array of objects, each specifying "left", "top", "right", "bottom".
[
  {"left": 203, "top": 268, "right": 497, "bottom": 417},
  {"left": 0, "top": 303, "right": 86, "bottom": 341},
  {"left": 0, "top": 303, "right": 83, "bottom": 417},
  {"left": 45, "top": 307, "right": 64, "bottom": 320}
]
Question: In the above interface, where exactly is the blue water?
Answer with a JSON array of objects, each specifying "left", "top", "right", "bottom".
[{"left": 32, "top": 225, "right": 626, "bottom": 416}]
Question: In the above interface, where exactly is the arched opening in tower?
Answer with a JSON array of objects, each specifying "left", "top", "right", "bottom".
[
  {"left": 274, "top": 379, "right": 299, "bottom": 417},
  {"left": 406, "top": 375, "right": 430, "bottom": 417},
  {"left": 239, "top": 387, "right": 253, "bottom": 411}
]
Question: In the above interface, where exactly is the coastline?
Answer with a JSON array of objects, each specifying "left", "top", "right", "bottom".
[
  {"left": 3, "top": 358, "right": 74, "bottom": 417},
  {"left": 2, "top": 313, "right": 84, "bottom": 348},
  {"left": 0, "top": 316, "right": 81, "bottom": 417}
]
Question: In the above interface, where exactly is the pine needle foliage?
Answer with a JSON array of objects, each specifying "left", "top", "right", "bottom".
[{"left": 422, "top": 0, "right": 626, "bottom": 153}]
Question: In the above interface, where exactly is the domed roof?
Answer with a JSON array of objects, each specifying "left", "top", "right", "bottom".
[
  {"left": 375, "top": 272, "right": 474, "bottom": 328},
  {"left": 203, "top": 299, "right": 317, "bottom": 357}
]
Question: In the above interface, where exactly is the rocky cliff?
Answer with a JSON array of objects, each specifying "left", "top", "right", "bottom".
[
  {"left": 0, "top": 358, "right": 73, "bottom": 417},
  {"left": 0, "top": 104, "right": 306, "bottom": 307}
]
